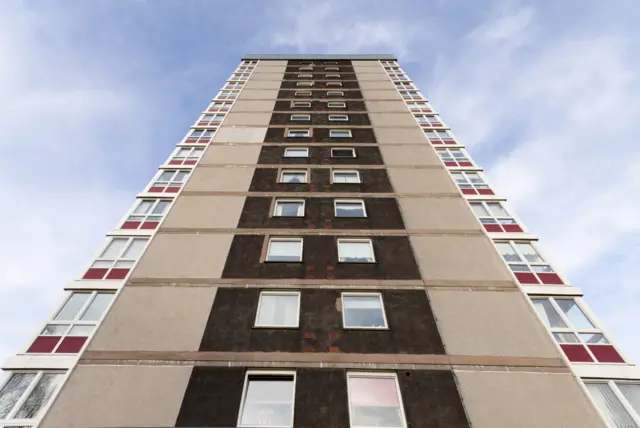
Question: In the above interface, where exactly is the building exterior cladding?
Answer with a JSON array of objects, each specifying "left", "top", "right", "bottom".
[{"left": 1, "top": 54, "right": 639, "bottom": 428}]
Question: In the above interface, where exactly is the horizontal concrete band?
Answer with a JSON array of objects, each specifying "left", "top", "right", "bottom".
[
  {"left": 262, "top": 125, "right": 423, "bottom": 129},
  {"left": 192, "top": 143, "right": 435, "bottom": 147},
  {"left": 179, "top": 191, "right": 461, "bottom": 198},
  {"left": 244, "top": 54, "right": 396, "bottom": 60},
  {"left": 194, "top": 164, "right": 446, "bottom": 170},
  {"left": 80, "top": 350, "right": 566, "bottom": 370},
  {"left": 157, "top": 228, "right": 484, "bottom": 236}
]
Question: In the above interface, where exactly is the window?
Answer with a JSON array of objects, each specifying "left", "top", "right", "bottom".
[
  {"left": 387, "top": 72, "right": 408, "bottom": 81},
  {"left": 237, "top": 372, "right": 296, "bottom": 427},
  {"left": 294, "top": 91, "right": 312, "bottom": 97},
  {"left": 148, "top": 169, "right": 190, "bottom": 193},
  {"left": 169, "top": 147, "right": 204, "bottom": 165},
  {"left": 83, "top": 237, "right": 149, "bottom": 280},
  {"left": 231, "top": 73, "right": 251, "bottom": 80},
  {"left": 290, "top": 114, "right": 310, "bottom": 122},
  {"left": 424, "top": 130, "right": 456, "bottom": 145},
  {"left": 495, "top": 241, "right": 563, "bottom": 285},
  {"left": 299, "top": 66, "right": 313, "bottom": 72},
  {"left": 327, "top": 102, "right": 346, "bottom": 109},
  {"left": 283, "top": 147, "right": 308, "bottom": 158},
  {"left": 121, "top": 199, "right": 171, "bottom": 230},
  {"left": 26, "top": 291, "right": 115, "bottom": 354},
  {"left": 274, "top": 199, "right": 305, "bottom": 217},
  {"left": 329, "top": 114, "right": 349, "bottom": 122},
  {"left": 415, "top": 114, "right": 443, "bottom": 127},
  {"left": 255, "top": 292, "right": 300, "bottom": 328},
  {"left": 197, "top": 113, "right": 225, "bottom": 126},
  {"left": 327, "top": 91, "right": 345, "bottom": 97},
  {"left": 216, "top": 90, "right": 239, "bottom": 100},
  {"left": 395, "top": 82, "right": 415, "bottom": 90},
  {"left": 406, "top": 102, "right": 432, "bottom": 113},
  {"left": 325, "top": 61, "right": 338, "bottom": 65},
  {"left": 291, "top": 101, "right": 311, "bottom": 108},
  {"left": 326, "top": 74, "right": 340, "bottom": 79},
  {"left": 338, "top": 239, "right": 375, "bottom": 263},
  {"left": 224, "top": 81, "right": 244, "bottom": 90},
  {"left": 287, "top": 129, "right": 310, "bottom": 138},
  {"left": 325, "top": 67, "right": 339, "bottom": 71},
  {"left": 185, "top": 129, "right": 215, "bottom": 144},
  {"left": 437, "top": 148, "right": 473, "bottom": 167},
  {"left": 331, "top": 148, "right": 356, "bottom": 158},
  {"left": 342, "top": 293, "right": 387, "bottom": 328},
  {"left": 532, "top": 296, "right": 623, "bottom": 363},
  {"left": 326, "top": 81, "right": 343, "bottom": 87},
  {"left": 333, "top": 170, "right": 361, "bottom": 183},
  {"left": 280, "top": 170, "right": 307, "bottom": 183},
  {"left": 398, "top": 91, "right": 423, "bottom": 100},
  {"left": 0, "top": 371, "right": 64, "bottom": 424},
  {"left": 450, "top": 172, "right": 493, "bottom": 195},
  {"left": 584, "top": 381, "right": 640, "bottom": 427},
  {"left": 266, "top": 238, "right": 303, "bottom": 262},
  {"left": 297, "top": 74, "right": 312, "bottom": 79},
  {"left": 242, "top": 60, "right": 257, "bottom": 65},
  {"left": 329, "top": 129, "right": 352, "bottom": 138},
  {"left": 207, "top": 101, "right": 233, "bottom": 113},
  {"left": 296, "top": 81, "right": 313, "bottom": 87},
  {"left": 335, "top": 200, "right": 366, "bottom": 217},
  {"left": 469, "top": 201, "right": 522, "bottom": 233},
  {"left": 236, "top": 66, "right": 254, "bottom": 73},
  {"left": 347, "top": 373, "right": 406, "bottom": 428}
]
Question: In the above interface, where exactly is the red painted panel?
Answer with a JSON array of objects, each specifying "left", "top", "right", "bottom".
[
  {"left": 141, "top": 221, "right": 159, "bottom": 230},
  {"left": 483, "top": 224, "right": 503, "bottom": 232},
  {"left": 82, "top": 268, "right": 108, "bottom": 280},
  {"left": 503, "top": 224, "right": 523, "bottom": 233},
  {"left": 105, "top": 268, "right": 130, "bottom": 280},
  {"left": 461, "top": 188, "right": 477, "bottom": 195},
  {"left": 27, "top": 336, "right": 60, "bottom": 353},
  {"left": 444, "top": 161, "right": 457, "bottom": 167},
  {"left": 459, "top": 162, "right": 473, "bottom": 167},
  {"left": 185, "top": 138, "right": 199, "bottom": 143},
  {"left": 148, "top": 186, "right": 165, "bottom": 193},
  {"left": 168, "top": 160, "right": 182, "bottom": 165},
  {"left": 589, "top": 345, "right": 625, "bottom": 363},
  {"left": 197, "top": 122, "right": 207, "bottom": 126},
  {"left": 514, "top": 272, "right": 539, "bottom": 284},
  {"left": 538, "top": 273, "right": 564, "bottom": 285},
  {"left": 184, "top": 160, "right": 197, "bottom": 165},
  {"left": 477, "top": 188, "right": 495, "bottom": 195},
  {"left": 561, "top": 344, "right": 594, "bottom": 362},
  {"left": 121, "top": 221, "right": 141, "bottom": 229},
  {"left": 165, "top": 187, "right": 181, "bottom": 193},
  {"left": 55, "top": 336, "right": 88, "bottom": 354},
  {"left": 444, "top": 140, "right": 457, "bottom": 145}
]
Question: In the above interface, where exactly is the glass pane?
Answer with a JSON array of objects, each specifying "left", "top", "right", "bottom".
[
  {"left": 332, "top": 149, "right": 354, "bottom": 158},
  {"left": 586, "top": 383, "right": 639, "bottom": 428},
  {"left": 334, "top": 172, "right": 359, "bottom": 183},
  {"left": 121, "top": 238, "right": 148, "bottom": 259},
  {"left": 531, "top": 299, "right": 567, "bottom": 328},
  {"left": 285, "top": 149, "right": 307, "bottom": 157},
  {"left": 281, "top": 172, "right": 305, "bottom": 183},
  {"left": 451, "top": 173, "right": 466, "bottom": 184},
  {"left": 256, "top": 294, "right": 299, "bottom": 326},
  {"left": 68, "top": 325, "right": 94, "bottom": 336},
  {"left": 176, "top": 148, "right": 191, "bottom": 157},
  {"left": 80, "top": 293, "right": 114, "bottom": 321},
  {"left": 470, "top": 203, "right": 490, "bottom": 217},
  {"left": 54, "top": 293, "right": 91, "bottom": 321},
  {"left": 553, "top": 332, "right": 579, "bottom": 343},
  {"left": 336, "top": 202, "right": 365, "bottom": 217},
  {"left": 15, "top": 373, "right": 63, "bottom": 419},
  {"left": 516, "top": 243, "right": 544, "bottom": 263},
  {"left": 174, "top": 171, "right": 189, "bottom": 182},
  {"left": 41, "top": 324, "right": 69, "bottom": 336},
  {"left": 113, "top": 260, "right": 134, "bottom": 268},
  {"left": 268, "top": 240, "right": 302, "bottom": 262},
  {"left": 157, "top": 171, "right": 174, "bottom": 181},
  {"left": 487, "top": 202, "right": 509, "bottom": 217},
  {"left": 339, "top": 241, "right": 374, "bottom": 262},
  {"left": 132, "top": 200, "right": 154, "bottom": 215},
  {"left": 0, "top": 373, "right": 36, "bottom": 418},
  {"left": 152, "top": 200, "right": 171, "bottom": 215},
  {"left": 239, "top": 378, "right": 294, "bottom": 427},
  {"left": 275, "top": 202, "right": 304, "bottom": 217},
  {"left": 555, "top": 300, "right": 595, "bottom": 329},
  {"left": 510, "top": 264, "right": 531, "bottom": 272},
  {"left": 618, "top": 383, "right": 640, "bottom": 417},
  {"left": 580, "top": 333, "right": 608, "bottom": 344},
  {"left": 349, "top": 377, "right": 404, "bottom": 428},
  {"left": 495, "top": 242, "right": 521, "bottom": 262},
  {"left": 467, "top": 173, "right": 483, "bottom": 184},
  {"left": 343, "top": 296, "right": 385, "bottom": 327},
  {"left": 99, "top": 238, "right": 127, "bottom": 258},
  {"left": 532, "top": 265, "right": 554, "bottom": 273}
]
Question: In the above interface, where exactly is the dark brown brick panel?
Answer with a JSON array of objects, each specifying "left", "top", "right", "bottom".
[
  {"left": 200, "top": 289, "right": 444, "bottom": 355},
  {"left": 237, "top": 197, "right": 405, "bottom": 230},
  {"left": 277, "top": 89, "right": 363, "bottom": 100},
  {"left": 269, "top": 113, "right": 371, "bottom": 126},
  {"left": 274, "top": 100, "right": 367, "bottom": 112},
  {"left": 264, "top": 127, "right": 376, "bottom": 144},
  {"left": 285, "top": 65, "right": 355, "bottom": 73},
  {"left": 257, "top": 145, "right": 384, "bottom": 165},
  {"left": 283, "top": 72, "right": 357, "bottom": 80},
  {"left": 248, "top": 168, "right": 393, "bottom": 193},
  {"left": 221, "top": 235, "right": 421, "bottom": 280},
  {"left": 288, "top": 60, "right": 352, "bottom": 66},
  {"left": 280, "top": 81, "right": 360, "bottom": 90}
]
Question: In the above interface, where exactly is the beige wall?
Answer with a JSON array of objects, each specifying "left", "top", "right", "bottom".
[
  {"left": 374, "top": 126, "right": 426, "bottom": 144},
  {"left": 132, "top": 233, "right": 234, "bottom": 279},
  {"left": 243, "top": 80, "right": 282, "bottom": 90},
  {"left": 369, "top": 112, "right": 417, "bottom": 128},
  {"left": 89, "top": 286, "right": 216, "bottom": 352},
  {"left": 387, "top": 168, "right": 458, "bottom": 194},
  {"left": 398, "top": 197, "right": 481, "bottom": 231},
  {"left": 365, "top": 100, "right": 410, "bottom": 113},
  {"left": 352, "top": 60, "right": 384, "bottom": 69},
  {"left": 212, "top": 126, "right": 267, "bottom": 143},
  {"left": 184, "top": 166, "right": 254, "bottom": 192},
  {"left": 40, "top": 365, "right": 192, "bottom": 428},
  {"left": 430, "top": 289, "right": 560, "bottom": 358},
  {"left": 379, "top": 145, "right": 442, "bottom": 166},
  {"left": 411, "top": 235, "right": 514, "bottom": 283},
  {"left": 200, "top": 144, "right": 261, "bottom": 165},
  {"left": 236, "top": 89, "right": 279, "bottom": 100},
  {"left": 356, "top": 72, "right": 393, "bottom": 81},
  {"left": 164, "top": 195, "right": 245, "bottom": 229},
  {"left": 249, "top": 73, "right": 286, "bottom": 81},
  {"left": 359, "top": 80, "right": 397, "bottom": 90},
  {"left": 230, "top": 99, "right": 276, "bottom": 112},
  {"left": 456, "top": 370, "right": 607, "bottom": 428},
  {"left": 361, "top": 89, "right": 403, "bottom": 101},
  {"left": 223, "top": 112, "right": 272, "bottom": 126}
]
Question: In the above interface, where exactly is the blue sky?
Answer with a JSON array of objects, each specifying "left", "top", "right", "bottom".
[{"left": 1, "top": 0, "right": 640, "bottom": 363}]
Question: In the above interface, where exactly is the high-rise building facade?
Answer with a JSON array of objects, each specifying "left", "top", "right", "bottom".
[{"left": 1, "top": 54, "right": 639, "bottom": 428}]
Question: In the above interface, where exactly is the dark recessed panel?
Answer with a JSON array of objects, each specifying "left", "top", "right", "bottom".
[
  {"left": 269, "top": 113, "right": 370, "bottom": 126},
  {"left": 277, "top": 90, "right": 363, "bottom": 100},
  {"left": 257, "top": 146, "right": 384, "bottom": 165},
  {"left": 280, "top": 80, "right": 360, "bottom": 90},
  {"left": 248, "top": 169, "right": 393, "bottom": 193},
  {"left": 263, "top": 127, "right": 376, "bottom": 144},
  {"left": 274, "top": 100, "right": 367, "bottom": 112}
]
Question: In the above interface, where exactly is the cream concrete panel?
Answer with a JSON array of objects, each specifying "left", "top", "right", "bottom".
[
  {"left": 429, "top": 290, "right": 560, "bottom": 358},
  {"left": 200, "top": 144, "right": 261, "bottom": 165},
  {"left": 365, "top": 100, "right": 410, "bottom": 113},
  {"left": 356, "top": 72, "right": 394, "bottom": 80},
  {"left": 223, "top": 112, "right": 272, "bottom": 126},
  {"left": 212, "top": 126, "right": 267, "bottom": 143},
  {"left": 40, "top": 365, "right": 191, "bottom": 428},
  {"left": 164, "top": 195, "right": 246, "bottom": 229},
  {"left": 359, "top": 80, "right": 397, "bottom": 90},
  {"left": 361, "top": 89, "right": 403, "bottom": 101},
  {"left": 89, "top": 286, "right": 216, "bottom": 352},
  {"left": 387, "top": 168, "right": 458, "bottom": 194},
  {"left": 380, "top": 145, "right": 441, "bottom": 166},
  {"left": 132, "top": 233, "right": 234, "bottom": 279},
  {"left": 236, "top": 89, "right": 279, "bottom": 100},
  {"left": 230, "top": 99, "right": 276, "bottom": 112},
  {"left": 374, "top": 126, "right": 425, "bottom": 144},
  {"left": 369, "top": 112, "right": 418, "bottom": 127},
  {"left": 243, "top": 79, "right": 283, "bottom": 90},
  {"left": 249, "top": 72, "right": 286, "bottom": 81},
  {"left": 398, "top": 197, "right": 482, "bottom": 231},
  {"left": 410, "top": 235, "right": 514, "bottom": 282},
  {"left": 184, "top": 166, "right": 254, "bottom": 192},
  {"left": 455, "top": 371, "right": 607, "bottom": 428},
  {"left": 352, "top": 60, "right": 384, "bottom": 68},
  {"left": 255, "top": 60, "right": 287, "bottom": 68}
]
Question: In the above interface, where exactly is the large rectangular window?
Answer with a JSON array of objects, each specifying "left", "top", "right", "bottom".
[
  {"left": 255, "top": 292, "right": 300, "bottom": 328},
  {"left": 83, "top": 237, "right": 149, "bottom": 280},
  {"left": 273, "top": 199, "right": 305, "bottom": 217},
  {"left": 585, "top": 381, "right": 640, "bottom": 427},
  {"left": 451, "top": 172, "right": 493, "bottom": 195},
  {"left": 0, "top": 371, "right": 64, "bottom": 425},
  {"left": 266, "top": 238, "right": 303, "bottom": 262},
  {"left": 121, "top": 199, "right": 171, "bottom": 230},
  {"left": 469, "top": 201, "right": 522, "bottom": 233},
  {"left": 238, "top": 372, "right": 296, "bottom": 427},
  {"left": 347, "top": 373, "right": 406, "bottom": 428},
  {"left": 333, "top": 170, "right": 361, "bottom": 183},
  {"left": 335, "top": 200, "right": 366, "bottom": 217},
  {"left": 148, "top": 170, "right": 190, "bottom": 193},
  {"left": 342, "top": 293, "right": 387, "bottom": 329},
  {"left": 280, "top": 170, "right": 307, "bottom": 183},
  {"left": 337, "top": 239, "right": 375, "bottom": 263},
  {"left": 184, "top": 129, "right": 215, "bottom": 144},
  {"left": 496, "top": 241, "right": 564, "bottom": 285}
]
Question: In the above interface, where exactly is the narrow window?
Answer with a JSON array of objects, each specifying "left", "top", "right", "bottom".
[
  {"left": 291, "top": 101, "right": 311, "bottom": 108},
  {"left": 287, "top": 129, "right": 310, "bottom": 138},
  {"left": 283, "top": 148, "right": 309, "bottom": 158},
  {"left": 290, "top": 114, "right": 311, "bottom": 122},
  {"left": 329, "top": 129, "right": 352, "bottom": 138},
  {"left": 327, "top": 101, "right": 347, "bottom": 108},
  {"left": 327, "top": 91, "right": 345, "bottom": 97},
  {"left": 294, "top": 91, "right": 312, "bottom": 97},
  {"left": 329, "top": 115, "right": 349, "bottom": 122},
  {"left": 333, "top": 170, "right": 360, "bottom": 183},
  {"left": 331, "top": 148, "right": 356, "bottom": 158}
]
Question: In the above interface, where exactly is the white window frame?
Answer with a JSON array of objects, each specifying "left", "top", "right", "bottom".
[
  {"left": 296, "top": 81, "right": 313, "bottom": 87},
  {"left": 287, "top": 129, "right": 311, "bottom": 138},
  {"left": 149, "top": 169, "right": 190, "bottom": 192},
  {"left": 86, "top": 237, "right": 149, "bottom": 274},
  {"left": 584, "top": 380, "right": 640, "bottom": 426},
  {"left": 329, "top": 129, "right": 353, "bottom": 138},
  {"left": 290, "top": 114, "right": 311, "bottom": 122},
  {"left": 424, "top": 129, "right": 456, "bottom": 144},
  {"left": 184, "top": 129, "right": 215, "bottom": 144},
  {"left": 469, "top": 201, "right": 520, "bottom": 231},
  {"left": 405, "top": 102, "right": 432, "bottom": 113},
  {"left": 325, "top": 67, "right": 339, "bottom": 71},
  {"left": 327, "top": 101, "right": 347, "bottom": 108},
  {"left": 334, "top": 199, "right": 367, "bottom": 218},
  {"left": 333, "top": 169, "right": 361, "bottom": 184},
  {"left": 283, "top": 147, "right": 309, "bottom": 158},
  {"left": 197, "top": 113, "right": 226, "bottom": 126},
  {"left": 169, "top": 146, "right": 205, "bottom": 165},
  {"left": 326, "top": 81, "right": 343, "bottom": 87},
  {"left": 337, "top": 238, "right": 376, "bottom": 263},
  {"left": 331, "top": 147, "right": 356, "bottom": 158},
  {"left": 346, "top": 372, "right": 407, "bottom": 428},
  {"left": 279, "top": 169, "right": 308, "bottom": 184},
  {"left": 326, "top": 74, "right": 341, "bottom": 79},
  {"left": 329, "top": 114, "right": 349, "bottom": 122},
  {"left": 254, "top": 291, "right": 301, "bottom": 328},
  {"left": 273, "top": 199, "right": 306, "bottom": 217},
  {"left": 237, "top": 370, "right": 297, "bottom": 428},
  {"left": 398, "top": 90, "right": 423, "bottom": 100},
  {"left": 297, "top": 73, "right": 312, "bottom": 79},
  {"left": 291, "top": 101, "right": 311, "bottom": 108},
  {"left": 496, "top": 240, "right": 559, "bottom": 279},
  {"left": 224, "top": 81, "right": 245, "bottom": 90},
  {"left": 266, "top": 238, "right": 304, "bottom": 262},
  {"left": 327, "top": 91, "right": 345, "bottom": 97},
  {"left": 450, "top": 171, "right": 490, "bottom": 192},
  {"left": 436, "top": 148, "right": 472, "bottom": 166},
  {"left": 123, "top": 198, "right": 172, "bottom": 229},
  {"left": 415, "top": 114, "right": 444, "bottom": 127},
  {"left": 294, "top": 91, "right": 312, "bottom": 97},
  {"left": 216, "top": 90, "right": 240, "bottom": 100},
  {"left": 341, "top": 292, "right": 388, "bottom": 329},
  {"left": 0, "top": 370, "right": 65, "bottom": 425},
  {"left": 299, "top": 66, "right": 313, "bottom": 72},
  {"left": 206, "top": 101, "right": 233, "bottom": 113}
]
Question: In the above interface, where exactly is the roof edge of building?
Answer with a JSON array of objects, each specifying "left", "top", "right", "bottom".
[{"left": 242, "top": 54, "right": 397, "bottom": 61}]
